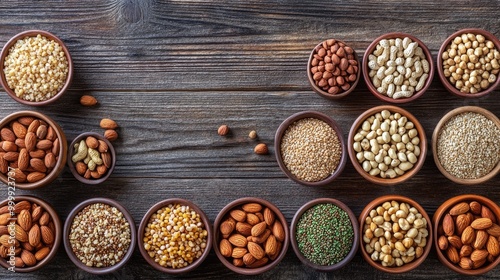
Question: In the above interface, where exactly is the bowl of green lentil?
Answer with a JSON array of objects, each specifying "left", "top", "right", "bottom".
[
  {"left": 63, "top": 198, "right": 136, "bottom": 275},
  {"left": 432, "top": 106, "right": 500, "bottom": 185},
  {"left": 138, "top": 198, "right": 212, "bottom": 274},
  {"left": 290, "top": 198, "right": 359, "bottom": 271},
  {"left": 274, "top": 111, "right": 347, "bottom": 187}
]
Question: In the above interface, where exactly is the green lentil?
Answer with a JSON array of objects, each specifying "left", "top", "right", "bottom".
[{"left": 296, "top": 203, "right": 353, "bottom": 266}]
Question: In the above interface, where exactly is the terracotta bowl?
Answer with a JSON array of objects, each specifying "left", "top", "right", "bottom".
[
  {"left": 213, "top": 197, "right": 289, "bottom": 275},
  {"left": 0, "top": 195, "right": 62, "bottom": 272},
  {"left": 437, "top": 28, "right": 500, "bottom": 98},
  {"left": 362, "top": 32, "right": 434, "bottom": 103},
  {"left": 63, "top": 198, "right": 136, "bottom": 274},
  {"left": 307, "top": 39, "right": 361, "bottom": 99},
  {"left": 274, "top": 111, "right": 347, "bottom": 187},
  {"left": 0, "top": 111, "right": 68, "bottom": 190},
  {"left": 432, "top": 106, "right": 500, "bottom": 185},
  {"left": 359, "top": 195, "right": 433, "bottom": 273},
  {"left": 67, "top": 132, "right": 116, "bottom": 185},
  {"left": 0, "top": 30, "right": 73, "bottom": 106},
  {"left": 290, "top": 198, "right": 359, "bottom": 271},
  {"left": 138, "top": 198, "right": 212, "bottom": 274},
  {"left": 433, "top": 194, "right": 500, "bottom": 275},
  {"left": 348, "top": 105, "right": 427, "bottom": 185}
]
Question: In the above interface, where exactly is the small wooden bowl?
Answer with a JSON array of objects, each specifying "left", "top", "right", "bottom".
[
  {"left": 0, "top": 111, "right": 68, "bottom": 190},
  {"left": 274, "top": 111, "right": 347, "bottom": 187},
  {"left": 213, "top": 197, "right": 289, "bottom": 275},
  {"left": 63, "top": 197, "right": 136, "bottom": 275},
  {"left": 0, "top": 30, "right": 73, "bottom": 106},
  {"left": 138, "top": 198, "right": 212, "bottom": 274},
  {"left": 0, "top": 195, "right": 62, "bottom": 272},
  {"left": 362, "top": 32, "right": 434, "bottom": 103},
  {"left": 359, "top": 195, "right": 433, "bottom": 273},
  {"left": 432, "top": 106, "right": 500, "bottom": 185},
  {"left": 290, "top": 198, "right": 359, "bottom": 271},
  {"left": 307, "top": 39, "right": 361, "bottom": 99},
  {"left": 348, "top": 105, "right": 427, "bottom": 185},
  {"left": 433, "top": 194, "right": 500, "bottom": 275},
  {"left": 437, "top": 28, "right": 500, "bottom": 98}
]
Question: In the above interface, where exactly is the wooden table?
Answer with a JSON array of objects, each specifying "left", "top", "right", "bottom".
[{"left": 0, "top": 1, "right": 499, "bottom": 279}]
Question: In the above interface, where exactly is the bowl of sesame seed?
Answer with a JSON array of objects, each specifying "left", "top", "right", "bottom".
[
  {"left": 0, "top": 30, "right": 73, "bottom": 106},
  {"left": 274, "top": 111, "right": 347, "bottom": 187},
  {"left": 432, "top": 106, "right": 500, "bottom": 185}
]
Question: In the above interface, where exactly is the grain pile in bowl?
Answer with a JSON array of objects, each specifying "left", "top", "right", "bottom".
[{"left": 280, "top": 118, "right": 342, "bottom": 182}]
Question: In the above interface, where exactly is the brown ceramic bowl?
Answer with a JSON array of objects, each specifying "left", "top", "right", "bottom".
[
  {"left": 67, "top": 132, "right": 116, "bottom": 185},
  {"left": 348, "top": 105, "right": 427, "bottom": 185},
  {"left": 307, "top": 39, "right": 361, "bottom": 99},
  {"left": 359, "top": 195, "right": 433, "bottom": 273},
  {"left": 0, "top": 111, "right": 68, "bottom": 189},
  {"left": 213, "top": 197, "right": 289, "bottom": 275},
  {"left": 432, "top": 106, "right": 500, "bottom": 185},
  {"left": 138, "top": 198, "right": 212, "bottom": 274},
  {"left": 63, "top": 197, "right": 136, "bottom": 274},
  {"left": 437, "top": 28, "right": 500, "bottom": 98},
  {"left": 0, "top": 195, "right": 62, "bottom": 272},
  {"left": 362, "top": 32, "right": 434, "bottom": 103},
  {"left": 0, "top": 30, "right": 73, "bottom": 106},
  {"left": 433, "top": 194, "right": 500, "bottom": 275},
  {"left": 274, "top": 111, "right": 347, "bottom": 187},
  {"left": 290, "top": 198, "right": 359, "bottom": 271}
]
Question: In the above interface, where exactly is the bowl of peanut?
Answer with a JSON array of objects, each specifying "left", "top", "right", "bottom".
[
  {"left": 213, "top": 197, "right": 289, "bottom": 275},
  {"left": 437, "top": 28, "right": 500, "bottom": 98},
  {"left": 0, "top": 111, "right": 68, "bottom": 189},
  {"left": 433, "top": 194, "right": 500, "bottom": 275},
  {"left": 0, "top": 30, "right": 73, "bottom": 106}
]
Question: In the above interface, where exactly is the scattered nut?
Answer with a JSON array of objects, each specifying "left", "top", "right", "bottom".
[
  {"left": 80, "top": 95, "right": 98, "bottom": 106},
  {"left": 254, "top": 143, "right": 268, "bottom": 155},
  {"left": 218, "top": 125, "right": 229, "bottom": 136},
  {"left": 248, "top": 130, "right": 257, "bottom": 139}
]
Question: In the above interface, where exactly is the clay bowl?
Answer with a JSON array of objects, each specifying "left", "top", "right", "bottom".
[
  {"left": 348, "top": 105, "right": 427, "bottom": 185},
  {"left": 63, "top": 198, "right": 136, "bottom": 274},
  {"left": 138, "top": 198, "right": 212, "bottom": 274},
  {"left": 0, "top": 111, "right": 67, "bottom": 190},
  {"left": 0, "top": 195, "right": 62, "bottom": 272},
  {"left": 290, "top": 198, "right": 359, "bottom": 271},
  {"left": 433, "top": 194, "right": 500, "bottom": 275},
  {"left": 67, "top": 132, "right": 116, "bottom": 185},
  {"left": 213, "top": 197, "right": 289, "bottom": 275},
  {"left": 362, "top": 32, "right": 434, "bottom": 103},
  {"left": 359, "top": 195, "right": 433, "bottom": 273},
  {"left": 437, "top": 28, "right": 500, "bottom": 98},
  {"left": 274, "top": 111, "right": 347, "bottom": 187},
  {"left": 0, "top": 30, "right": 73, "bottom": 106},
  {"left": 432, "top": 106, "right": 500, "bottom": 185},
  {"left": 307, "top": 38, "right": 361, "bottom": 99}
]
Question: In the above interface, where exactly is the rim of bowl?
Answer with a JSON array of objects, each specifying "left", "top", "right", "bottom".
[
  {"left": 0, "top": 111, "right": 68, "bottom": 190},
  {"left": 274, "top": 111, "right": 347, "bottom": 187},
  {"left": 358, "top": 194, "right": 433, "bottom": 273},
  {"left": 67, "top": 132, "right": 116, "bottom": 185},
  {"left": 437, "top": 28, "right": 500, "bottom": 98},
  {"left": 347, "top": 105, "right": 427, "bottom": 185},
  {"left": 137, "top": 198, "right": 212, "bottom": 274},
  {"left": 290, "top": 198, "right": 359, "bottom": 271},
  {"left": 0, "top": 195, "right": 62, "bottom": 272},
  {"left": 433, "top": 194, "right": 500, "bottom": 275},
  {"left": 0, "top": 30, "right": 73, "bottom": 106},
  {"left": 432, "top": 106, "right": 500, "bottom": 185},
  {"left": 63, "top": 197, "right": 136, "bottom": 275},
  {"left": 213, "top": 197, "right": 290, "bottom": 275},
  {"left": 362, "top": 32, "right": 435, "bottom": 103},
  {"left": 307, "top": 39, "right": 361, "bottom": 99}
]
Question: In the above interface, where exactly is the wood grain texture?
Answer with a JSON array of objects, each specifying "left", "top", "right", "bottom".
[{"left": 0, "top": 0, "right": 499, "bottom": 279}]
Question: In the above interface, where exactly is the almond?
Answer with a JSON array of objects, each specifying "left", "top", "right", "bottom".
[
  {"left": 85, "top": 136, "right": 99, "bottom": 149},
  {"left": 46, "top": 126, "right": 56, "bottom": 142},
  {"left": 21, "top": 250, "right": 37, "bottom": 266},
  {"left": 219, "top": 239, "right": 232, "bottom": 258},
  {"left": 12, "top": 169, "right": 26, "bottom": 183},
  {"left": 487, "top": 235, "right": 500, "bottom": 257},
  {"left": 247, "top": 257, "right": 268, "bottom": 268},
  {"left": 265, "top": 234, "right": 278, "bottom": 256},
  {"left": 438, "top": 235, "right": 449, "bottom": 250},
  {"left": 246, "top": 213, "right": 260, "bottom": 226},
  {"left": 34, "top": 247, "right": 50, "bottom": 261},
  {"left": 39, "top": 212, "right": 50, "bottom": 226},
  {"left": 36, "top": 125, "right": 47, "bottom": 140},
  {"left": 455, "top": 214, "right": 470, "bottom": 236},
  {"left": 251, "top": 229, "right": 271, "bottom": 244},
  {"left": 100, "top": 118, "right": 118, "bottom": 130},
  {"left": 232, "top": 258, "right": 244, "bottom": 267},
  {"left": 473, "top": 258, "right": 486, "bottom": 269},
  {"left": 18, "top": 148, "right": 29, "bottom": 171},
  {"left": 254, "top": 143, "right": 268, "bottom": 155},
  {"left": 98, "top": 140, "right": 108, "bottom": 153},
  {"left": 0, "top": 235, "right": 11, "bottom": 247},
  {"left": 481, "top": 206, "right": 497, "bottom": 223},
  {"left": 449, "top": 202, "right": 470, "bottom": 216},
  {"left": 471, "top": 218, "right": 493, "bottom": 230},
  {"left": 15, "top": 224, "right": 28, "bottom": 242},
  {"left": 272, "top": 220, "right": 285, "bottom": 242},
  {"left": 17, "top": 209, "right": 32, "bottom": 232},
  {"left": 27, "top": 171, "right": 46, "bottom": 183},
  {"left": 51, "top": 138, "right": 59, "bottom": 156},
  {"left": 31, "top": 206, "right": 43, "bottom": 223},
  {"left": 263, "top": 208, "right": 275, "bottom": 226},
  {"left": 235, "top": 222, "right": 252, "bottom": 236},
  {"left": 29, "top": 224, "right": 41, "bottom": 247},
  {"left": 470, "top": 249, "right": 489, "bottom": 262},
  {"left": 12, "top": 121, "right": 27, "bottom": 138},
  {"left": 90, "top": 171, "right": 102, "bottom": 179},
  {"left": 231, "top": 247, "right": 247, "bottom": 259},
  {"left": 220, "top": 220, "right": 235, "bottom": 235},
  {"left": 84, "top": 169, "right": 91, "bottom": 179},
  {"left": 14, "top": 256, "right": 25, "bottom": 268},
  {"left": 460, "top": 245, "right": 473, "bottom": 257},
  {"left": 269, "top": 240, "right": 282, "bottom": 261},
  {"left": 461, "top": 226, "right": 475, "bottom": 245},
  {"left": 446, "top": 246, "right": 460, "bottom": 263},
  {"left": 448, "top": 235, "right": 463, "bottom": 249},
  {"left": 3, "top": 151, "right": 19, "bottom": 162},
  {"left": 242, "top": 252, "right": 256, "bottom": 266},
  {"left": 251, "top": 221, "right": 267, "bottom": 237},
  {"left": 487, "top": 223, "right": 500, "bottom": 237},
  {"left": 242, "top": 203, "right": 262, "bottom": 213},
  {"left": 97, "top": 165, "right": 107, "bottom": 175},
  {"left": 36, "top": 139, "right": 52, "bottom": 150},
  {"left": 230, "top": 209, "right": 246, "bottom": 222},
  {"left": 469, "top": 201, "right": 482, "bottom": 215},
  {"left": 29, "top": 149, "right": 45, "bottom": 159},
  {"left": 0, "top": 246, "right": 7, "bottom": 258},
  {"left": 80, "top": 95, "right": 98, "bottom": 106},
  {"left": 473, "top": 230, "right": 488, "bottom": 249},
  {"left": 27, "top": 119, "right": 40, "bottom": 134},
  {"left": 104, "top": 129, "right": 118, "bottom": 141},
  {"left": 2, "top": 141, "right": 18, "bottom": 152},
  {"left": 17, "top": 117, "right": 35, "bottom": 126},
  {"left": 0, "top": 156, "right": 7, "bottom": 174},
  {"left": 459, "top": 257, "right": 473, "bottom": 270},
  {"left": 40, "top": 225, "right": 54, "bottom": 245},
  {"left": 1, "top": 128, "right": 16, "bottom": 142},
  {"left": 44, "top": 152, "right": 56, "bottom": 169},
  {"left": 75, "top": 162, "right": 87, "bottom": 176},
  {"left": 247, "top": 241, "right": 265, "bottom": 260},
  {"left": 22, "top": 242, "right": 34, "bottom": 251},
  {"left": 15, "top": 138, "right": 25, "bottom": 148},
  {"left": 14, "top": 201, "right": 31, "bottom": 213},
  {"left": 30, "top": 158, "right": 47, "bottom": 173},
  {"left": 229, "top": 234, "right": 248, "bottom": 248},
  {"left": 0, "top": 226, "right": 7, "bottom": 236}
]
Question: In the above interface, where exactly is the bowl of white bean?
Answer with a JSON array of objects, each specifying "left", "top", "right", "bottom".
[
  {"left": 348, "top": 105, "right": 427, "bottom": 185},
  {"left": 362, "top": 33, "right": 434, "bottom": 103}
]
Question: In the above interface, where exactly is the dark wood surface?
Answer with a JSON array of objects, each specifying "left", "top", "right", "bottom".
[{"left": 0, "top": 0, "right": 499, "bottom": 279}]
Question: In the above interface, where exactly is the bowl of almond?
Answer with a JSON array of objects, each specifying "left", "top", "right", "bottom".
[{"left": 213, "top": 197, "right": 289, "bottom": 275}]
